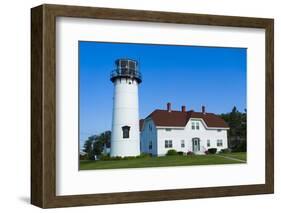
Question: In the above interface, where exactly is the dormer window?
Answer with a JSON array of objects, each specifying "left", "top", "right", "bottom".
[
  {"left": 196, "top": 122, "right": 199, "bottom": 130},
  {"left": 122, "top": 126, "right": 130, "bottom": 138},
  {"left": 192, "top": 121, "right": 200, "bottom": 130}
]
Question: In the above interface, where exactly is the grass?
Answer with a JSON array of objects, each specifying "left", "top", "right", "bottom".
[
  {"left": 218, "top": 152, "right": 247, "bottom": 161},
  {"left": 79, "top": 152, "right": 246, "bottom": 170}
]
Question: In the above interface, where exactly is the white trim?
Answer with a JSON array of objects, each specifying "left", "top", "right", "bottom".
[{"left": 156, "top": 126, "right": 185, "bottom": 129}]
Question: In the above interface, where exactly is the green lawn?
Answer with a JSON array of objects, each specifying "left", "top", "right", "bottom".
[
  {"left": 79, "top": 152, "right": 246, "bottom": 170},
  {"left": 218, "top": 152, "right": 247, "bottom": 161}
]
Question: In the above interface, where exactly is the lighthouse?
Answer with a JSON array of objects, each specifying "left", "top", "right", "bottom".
[{"left": 110, "top": 58, "right": 142, "bottom": 157}]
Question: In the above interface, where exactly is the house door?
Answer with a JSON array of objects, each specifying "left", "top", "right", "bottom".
[{"left": 192, "top": 138, "right": 200, "bottom": 152}]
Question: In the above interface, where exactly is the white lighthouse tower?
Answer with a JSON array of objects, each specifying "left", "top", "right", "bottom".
[{"left": 110, "top": 58, "right": 142, "bottom": 157}]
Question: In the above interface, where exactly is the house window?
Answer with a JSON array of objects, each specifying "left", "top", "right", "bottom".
[
  {"left": 217, "top": 139, "right": 223, "bottom": 147},
  {"left": 149, "top": 141, "right": 152, "bottom": 150},
  {"left": 122, "top": 126, "right": 130, "bottom": 138},
  {"left": 165, "top": 128, "right": 171, "bottom": 131},
  {"left": 196, "top": 122, "right": 199, "bottom": 130},
  {"left": 181, "top": 140, "right": 185, "bottom": 148},
  {"left": 165, "top": 140, "right": 173, "bottom": 148},
  {"left": 207, "top": 139, "right": 210, "bottom": 147},
  {"left": 192, "top": 122, "right": 199, "bottom": 130},
  {"left": 191, "top": 122, "right": 195, "bottom": 130},
  {"left": 149, "top": 124, "right": 152, "bottom": 131}
]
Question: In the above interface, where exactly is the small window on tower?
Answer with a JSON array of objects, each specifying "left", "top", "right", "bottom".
[{"left": 122, "top": 126, "right": 130, "bottom": 138}]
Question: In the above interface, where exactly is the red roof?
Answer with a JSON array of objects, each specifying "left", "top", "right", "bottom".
[{"left": 144, "top": 109, "right": 228, "bottom": 128}]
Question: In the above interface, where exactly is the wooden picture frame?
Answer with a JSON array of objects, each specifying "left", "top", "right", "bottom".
[{"left": 31, "top": 4, "right": 274, "bottom": 208}]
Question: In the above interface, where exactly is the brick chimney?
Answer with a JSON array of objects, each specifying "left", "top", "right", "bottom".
[
  {"left": 181, "top": 105, "right": 186, "bottom": 112},
  {"left": 167, "top": 102, "right": 171, "bottom": 112},
  {"left": 202, "top": 105, "right": 206, "bottom": 114}
]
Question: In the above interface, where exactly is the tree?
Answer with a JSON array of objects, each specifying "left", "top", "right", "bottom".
[
  {"left": 92, "top": 131, "right": 111, "bottom": 156},
  {"left": 219, "top": 106, "right": 247, "bottom": 152},
  {"left": 82, "top": 131, "right": 111, "bottom": 160},
  {"left": 82, "top": 135, "right": 97, "bottom": 160}
]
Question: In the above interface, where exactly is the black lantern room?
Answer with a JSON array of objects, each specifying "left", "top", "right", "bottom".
[{"left": 110, "top": 58, "right": 142, "bottom": 83}]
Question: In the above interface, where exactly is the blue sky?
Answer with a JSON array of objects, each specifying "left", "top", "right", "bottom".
[{"left": 79, "top": 41, "right": 246, "bottom": 145}]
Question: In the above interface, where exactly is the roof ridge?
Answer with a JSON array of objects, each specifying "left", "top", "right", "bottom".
[{"left": 143, "top": 108, "right": 228, "bottom": 128}]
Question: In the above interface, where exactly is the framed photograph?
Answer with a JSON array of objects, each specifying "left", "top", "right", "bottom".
[{"left": 31, "top": 4, "right": 274, "bottom": 208}]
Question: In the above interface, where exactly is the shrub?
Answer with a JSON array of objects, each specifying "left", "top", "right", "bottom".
[
  {"left": 204, "top": 150, "right": 209, "bottom": 155},
  {"left": 177, "top": 151, "right": 184, "bottom": 156},
  {"left": 103, "top": 156, "right": 123, "bottom": 161},
  {"left": 99, "top": 154, "right": 111, "bottom": 161},
  {"left": 219, "top": 148, "right": 231, "bottom": 154},
  {"left": 166, "top": 149, "right": 178, "bottom": 156},
  {"left": 113, "top": 156, "right": 123, "bottom": 160},
  {"left": 208, "top": 148, "right": 217, "bottom": 154},
  {"left": 187, "top": 151, "right": 194, "bottom": 155},
  {"left": 100, "top": 155, "right": 145, "bottom": 161},
  {"left": 123, "top": 156, "right": 136, "bottom": 160},
  {"left": 79, "top": 154, "right": 88, "bottom": 160},
  {"left": 233, "top": 142, "right": 246, "bottom": 152},
  {"left": 136, "top": 153, "right": 151, "bottom": 158}
]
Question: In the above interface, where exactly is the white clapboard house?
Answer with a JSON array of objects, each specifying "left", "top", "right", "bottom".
[{"left": 140, "top": 103, "right": 229, "bottom": 156}]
